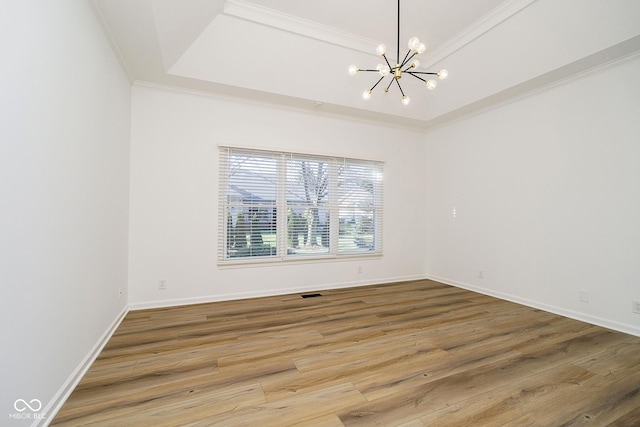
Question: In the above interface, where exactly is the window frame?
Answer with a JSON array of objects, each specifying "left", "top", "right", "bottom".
[{"left": 218, "top": 146, "right": 383, "bottom": 265}]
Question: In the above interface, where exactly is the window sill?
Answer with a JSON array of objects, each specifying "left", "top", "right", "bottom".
[{"left": 217, "top": 253, "right": 382, "bottom": 269}]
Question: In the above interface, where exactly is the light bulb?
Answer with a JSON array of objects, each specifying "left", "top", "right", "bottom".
[
  {"left": 408, "top": 37, "right": 420, "bottom": 51},
  {"left": 376, "top": 63, "right": 390, "bottom": 76},
  {"left": 362, "top": 90, "right": 372, "bottom": 100},
  {"left": 348, "top": 65, "right": 359, "bottom": 76},
  {"left": 437, "top": 69, "right": 448, "bottom": 79},
  {"left": 417, "top": 43, "right": 426, "bottom": 54},
  {"left": 426, "top": 79, "right": 437, "bottom": 90},
  {"left": 402, "top": 95, "right": 410, "bottom": 105},
  {"left": 410, "top": 59, "right": 420, "bottom": 69},
  {"left": 376, "top": 44, "right": 386, "bottom": 56}
]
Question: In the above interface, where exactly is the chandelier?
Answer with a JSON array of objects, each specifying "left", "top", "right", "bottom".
[{"left": 348, "top": 0, "right": 448, "bottom": 105}]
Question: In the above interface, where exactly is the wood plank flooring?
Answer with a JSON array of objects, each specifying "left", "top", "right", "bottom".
[{"left": 52, "top": 280, "right": 640, "bottom": 426}]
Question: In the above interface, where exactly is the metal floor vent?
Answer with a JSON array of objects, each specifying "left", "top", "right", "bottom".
[{"left": 301, "top": 293, "right": 322, "bottom": 298}]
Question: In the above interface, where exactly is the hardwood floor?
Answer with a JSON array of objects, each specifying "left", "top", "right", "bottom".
[{"left": 52, "top": 280, "right": 640, "bottom": 426}]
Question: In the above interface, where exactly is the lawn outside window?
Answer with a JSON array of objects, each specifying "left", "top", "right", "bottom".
[{"left": 218, "top": 146, "right": 383, "bottom": 264}]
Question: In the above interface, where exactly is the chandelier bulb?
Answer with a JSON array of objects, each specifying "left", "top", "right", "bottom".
[
  {"left": 348, "top": 65, "right": 359, "bottom": 76},
  {"left": 362, "top": 90, "right": 372, "bottom": 100},
  {"left": 426, "top": 79, "right": 437, "bottom": 90},
  {"left": 417, "top": 43, "right": 426, "bottom": 54},
  {"left": 410, "top": 59, "right": 420, "bottom": 69},
  {"left": 408, "top": 37, "right": 420, "bottom": 51},
  {"left": 437, "top": 69, "right": 448, "bottom": 79},
  {"left": 376, "top": 63, "right": 390, "bottom": 76},
  {"left": 376, "top": 44, "right": 387, "bottom": 56},
  {"left": 402, "top": 95, "right": 410, "bottom": 106}
]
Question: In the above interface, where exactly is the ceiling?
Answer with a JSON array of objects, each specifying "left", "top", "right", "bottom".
[{"left": 92, "top": 0, "right": 640, "bottom": 129}]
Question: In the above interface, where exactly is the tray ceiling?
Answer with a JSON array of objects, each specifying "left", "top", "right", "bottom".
[{"left": 92, "top": 0, "right": 640, "bottom": 129}]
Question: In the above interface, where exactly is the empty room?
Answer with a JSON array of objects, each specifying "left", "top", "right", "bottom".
[{"left": 2, "top": 0, "right": 640, "bottom": 426}]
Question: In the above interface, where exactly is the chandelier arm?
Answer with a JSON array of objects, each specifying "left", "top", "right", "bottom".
[
  {"left": 369, "top": 76, "right": 386, "bottom": 92},
  {"left": 384, "top": 77, "right": 394, "bottom": 92},
  {"left": 399, "top": 50, "right": 412, "bottom": 68},
  {"left": 406, "top": 72, "right": 427, "bottom": 83},
  {"left": 359, "top": 69, "right": 382, "bottom": 73},
  {"left": 402, "top": 60, "right": 420, "bottom": 72},
  {"left": 394, "top": 78, "right": 406, "bottom": 97},
  {"left": 381, "top": 54, "right": 394, "bottom": 71},
  {"left": 407, "top": 71, "right": 438, "bottom": 75}
]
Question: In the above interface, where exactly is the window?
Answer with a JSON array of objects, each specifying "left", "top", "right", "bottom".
[{"left": 219, "top": 146, "right": 383, "bottom": 263}]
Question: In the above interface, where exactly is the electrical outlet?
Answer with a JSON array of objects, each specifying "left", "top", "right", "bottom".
[
  {"left": 118, "top": 287, "right": 123, "bottom": 298},
  {"left": 632, "top": 300, "right": 640, "bottom": 314},
  {"left": 478, "top": 271, "right": 484, "bottom": 279},
  {"left": 159, "top": 279, "right": 167, "bottom": 290}
]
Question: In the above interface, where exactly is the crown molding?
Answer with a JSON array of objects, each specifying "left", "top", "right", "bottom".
[
  {"left": 421, "top": 0, "right": 538, "bottom": 67},
  {"left": 223, "top": 0, "right": 378, "bottom": 54}
]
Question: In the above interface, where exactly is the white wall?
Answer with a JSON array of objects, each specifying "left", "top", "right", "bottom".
[
  {"left": 128, "top": 84, "right": 427, "bottom": 308},
  {"left": 0, "top": 1, "right": 131, "bottom": 424},
  {"left": 425, "top": 54, "right": 640, "bottom": 336}
]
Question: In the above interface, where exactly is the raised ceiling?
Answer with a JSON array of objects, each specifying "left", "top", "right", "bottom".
[{"left": 93, "top": 0, "right": 640, "bottom": 129}]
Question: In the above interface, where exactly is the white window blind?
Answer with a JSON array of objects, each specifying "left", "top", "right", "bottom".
[{"left": 219, "top": 146, "right": 383, "bottom": 263}]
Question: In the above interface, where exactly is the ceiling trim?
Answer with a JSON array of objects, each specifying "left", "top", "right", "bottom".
[
  {"left": 223, "top": 0, "right": 378, "bottom": 54},
  {"left": 421, "top": 0, "right": 538, "bottom": 67}
]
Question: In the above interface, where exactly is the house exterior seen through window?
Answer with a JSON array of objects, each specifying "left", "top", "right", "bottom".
[{"left": 219, "top": 146, "right": 383, "bottom": 263}]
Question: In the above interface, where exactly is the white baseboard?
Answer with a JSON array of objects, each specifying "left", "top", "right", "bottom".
[
  {"left": 426, "top": 274, "right": 640, "bottom": 338},
  {"left": 38, "top": 306, "right": 129, "bottom": 427},
  {"left": 128, "top": 274, "right": 428, "bottom": 311}
]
